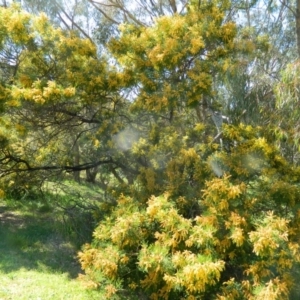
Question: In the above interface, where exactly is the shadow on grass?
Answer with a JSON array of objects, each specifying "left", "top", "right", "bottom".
[{"left": 0, "top": 205, "right": 82, "bottom": 278}]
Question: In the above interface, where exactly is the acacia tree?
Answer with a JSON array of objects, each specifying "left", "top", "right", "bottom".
[
  {"left": 0, "top": 5, "right": 131, "bottom": 194},
  {"left": 0, "top": 1, "right": 300, "bottom": 299},
  {"left": 77, "top": 1, "right": 300, "bottom": 299}
]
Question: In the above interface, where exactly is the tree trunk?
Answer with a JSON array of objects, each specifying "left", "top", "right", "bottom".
[
  {"left": 86, "top": 166, "right": 98, "bottom": 183},
  {"left": 109, "top": 166, "right": 125, "bottom": 184},
  {"left": 297, "top": 0, "right": 300, "bottom": 57},
  {"left": 73, "top": 141, "right": 81, "bottom": 183}
]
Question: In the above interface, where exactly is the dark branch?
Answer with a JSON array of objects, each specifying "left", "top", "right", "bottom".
[
  {"left": 0, "top": 153, "right": 114, "bottom": 177},
  {"left": 53, "top": 108, "right": 102, "bottom": 124}
]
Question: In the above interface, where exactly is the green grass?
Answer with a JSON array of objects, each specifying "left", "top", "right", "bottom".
[
  {"left": 43, "top": 179, "right": 106, "bottom": 202},
  {"left": 0, "top": 270, "right": 99, "bottom": 300},
  {"left": 0, "top": 203, "right": 103, "bottom": 300}
]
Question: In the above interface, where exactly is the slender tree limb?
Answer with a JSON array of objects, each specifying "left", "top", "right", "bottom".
[
  {"left": 87, "top": 0, "right": 120, "bottom": 25},
  {"left": 0, "top": 153, "right": 114, "bottom": 177},
  {"left": 278, "top": 0, "right": 296, "bottom": 16},
  {"left": 54, "top": 0, "right": 95, "bottom": 44},
  {"left": 211, "top": 131, "right": 223, "bottom": 144}
]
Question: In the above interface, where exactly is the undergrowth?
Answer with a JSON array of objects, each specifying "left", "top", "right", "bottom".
[{"left": 0, "top": 179, "right": 108, "bottom": 299}]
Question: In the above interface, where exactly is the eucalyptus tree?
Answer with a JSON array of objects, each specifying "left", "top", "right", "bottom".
[
  {"left": 214, "top": 0, "right": 297, "bottom": 130},
  {"left": 87, "top": 0, "right": 188, "bottom": 25}
]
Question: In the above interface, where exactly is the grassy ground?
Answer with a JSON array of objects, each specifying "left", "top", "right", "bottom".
[{"left": 0, "top": 203, "right": 102, "bottom": 300}]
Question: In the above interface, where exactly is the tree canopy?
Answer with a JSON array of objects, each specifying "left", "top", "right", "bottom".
[{"left": 0, "top": 0, "right": 300, "bottom": 299}]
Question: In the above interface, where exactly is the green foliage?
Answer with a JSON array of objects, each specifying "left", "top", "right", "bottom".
[
  {"left": 0, "top": 1, "right": 300, "bottom": 299},
  {"left": 79, "top": 124, "right": 300, "bottom": 299},
  {"left": 109, "top": 0, "right": 236, "bottom": 112},
  {"left": 274, "top": 62, "right": 300, "bottom": 149},
  {"left": 0, "top": 4, "right": 127, "bottom": 195}
]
